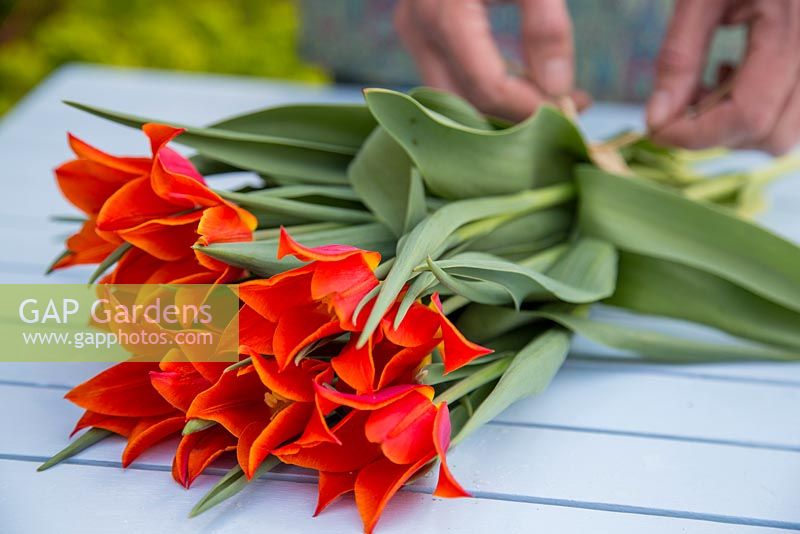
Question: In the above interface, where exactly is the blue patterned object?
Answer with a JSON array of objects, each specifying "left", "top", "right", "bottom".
[{"left": 299, "top": 0, "right": 744, "bottom": 102}]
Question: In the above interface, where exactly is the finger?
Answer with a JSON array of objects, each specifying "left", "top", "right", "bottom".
[
  {"left": 432, "top": 0, "right": 543, "bottom": 120},
  {"left": 653, "top": 2, "right": 800, "bottom": 149},
  {"left": 518, "top": 0, "right": 575, "bottom": 97},
  {"left": 394, "top": 0, "right": 459, "bottom": 91},
  {"left": 646, "top": 0, "right": 726, "bottom": 129},
  {"left": 650, "top": 100, "right": 741, "bottom": 149},
  {"left": 729, "top": 1, "right": 800, "bottom": 146},
  {"left": 759, "top": 80, "right": 800, "bottom": 155},
  {"left": 571, "top": 89, "right": 592, "bottom": 111}
]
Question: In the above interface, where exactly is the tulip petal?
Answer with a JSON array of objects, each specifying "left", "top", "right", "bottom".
[
  {"left": 278, "top": 227, "right": 380, "bottom": 268},
  {"left": 121, "top": 415, "right": 185, "bottom": 467},
  {"left": 430, "top": 293, "right": 493, "bottom": 373},
  {"left": 239, "top": 269, "right": 314, "bottom": 322},
  {"left": 149, "top": 367, "right": 212, "bottom": 412},
  {"left": 53, "top": 219, "right": 119, "bottom": 270},
  {"left": 191, "top": 361, "right": 229, "bottom": 384},
  {"left": 365, "top": 391, "right": 437, "bottom": 464},
  {"left": 186, "top": 367, "right": 271, "bottom": 436},
  {"left": 67, "top": 133, "right": 150, "bottom": 175},
  {"left": 432, "top": 403, "right": 471, "bottom": 498},
  {"left": 315, "top": 471, "right": 356, "bottom": 516},
  {"left": 116, "top": 212, "right": 203, "bottom": 261},
  {"left": 197, "top": 204, "right": 257, "bottom": 245},
  {"left": 250, "top": 353, "right": 317, "bottom": 402},
  {"left": 375, "top": 342, "right": 435, "bottom": 391},
  {"left": 239, "top": 402, "right": 313, "bottom": 479},
  {"left": 103, "top": 248, "right": 164, "bottom": 284},
  {"left": 275, "top": 411, "right": 379, "bottom": 473},
  {"left": 331, "top": 338, "right": 375, "bottom": 394},
  {"left": 315, "top": 382, "right": 433, "bottom": 411},
  {"left": 96, "top": 176, "right": 183, "bottom": 232},
  {"left": 172, "top": 425, "right": 237, "bottom": 488},
  {"left": 311, "top": 255, "right": 378, "bottom": 301},
  {"left": 71, "top": 410, "right": 137, "bottom": 438},
  {"left": 56, "top": 159, "right": 140, "bottom": 216},
  {"left": 292, "top": 367, "right": 339, "bottom": 448},
  {"left": 273, "top": 310, "right": 341, "bottom": 370},
  {"left": 382, "top": 302, "right": 440, "bottom": 348},
  {"left": 239, "top": 305, "right": 276, "bottom": 356},
  {"left": 66, "top": 361, "right": 176, "bottom": 417},
  {"left": 355, "top": 456, "right": 432, "bottom": 534},
  {"left": 142, "top": 124, "right": 185, "bottom": 159}
]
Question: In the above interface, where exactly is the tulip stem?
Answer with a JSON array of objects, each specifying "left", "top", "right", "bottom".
[
  {"left": 433, "top": 357, "right": 511, "bottom": 405},
  {"left": 252, "top": 222, "right": 343, "bottom": 241},
  {"left": 374, "top": 258, "right": 395, "bottom": 280}
]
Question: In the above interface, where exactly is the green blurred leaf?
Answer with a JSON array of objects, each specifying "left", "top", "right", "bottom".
[
  {"left": 210, "top": 103, "right": 375, "bottom": 151},
  {"left": 87, "top": 242, "right": 131, "bottom": 284},
  {"left": 577, "top": 166, "right": 800, "bottom": 314},
  {"left": 348, "top": 127, "right": 416, "bottom": 236},
  {"left": 433, "top": 358, "right": 512, "bottom": 405},
  {"left": 456, "top": 304, "right": 539, "bottom": 344},
  {"left": 216, "top": 190, "right": 374, "bottom": 224},
  {"left": 427, "top": 257, "right": 518, "bottom": 306},
  {"left": 363, "top": 88, "right": 587, "bottom": 198},
  {"left": 38, "top": 428, "right": 113, "bottom": 471},
  {"left": 66, "top": 101, "right": 352, "bottom": 184},
  {"left": 245, "top": 184, "right": 360, "bottom": 202},
  {"left": 427, "top": 238, "right": 617, "bottom": 307},
  {"left": 539, "top": 310, "right": 800, "bottom": 362},
  {"left": 404, "top": 168, "right": 428, "bottom": 233},
  {"left": 608, "top": 252, "right": 800, "bottom": 350},
  {"left": 358, "top": 183, "right": 576, "bottom": 346},
  {"left": 182, "top": 418, "right": 217, "bottom": 436},
  {"left": 463, "top": 209, "right": 572, "bottom": 258},
  {"left": 407, "top": 87, "right": 493, "bottom": 131},
  {"left": 189, "top": 456, "right": 280, "bottom": 518}
]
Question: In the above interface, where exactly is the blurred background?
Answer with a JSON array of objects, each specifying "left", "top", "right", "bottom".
[
  {"left": 0, "top": 0, "right": 327, "bottom": 115},
  {"left": 0, "top": 0, "right": 743, "bottom": 117}
]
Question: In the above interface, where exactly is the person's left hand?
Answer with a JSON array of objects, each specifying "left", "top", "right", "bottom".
[{"left": 647, "top": 0, "right": 800, "bottom": 154}]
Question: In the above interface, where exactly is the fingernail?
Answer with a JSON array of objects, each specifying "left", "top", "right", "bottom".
[
  {"left": 539, "top": 58, "right": 571, "bottom": 97},
  {"left": 647, "top": 90, "right": 671, "bottom": 128}
]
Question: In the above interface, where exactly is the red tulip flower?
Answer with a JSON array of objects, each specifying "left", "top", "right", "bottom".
[
  {"left": 66, "top": 360, "right": 186, "bottom": 467},
  {"left": 274, "top": 384, "right": 469, "bottom": 534},
  {"left": 238, "top": 228, "right": 381, "bottom": 369},
  {"left": 53, "top": 124, "right": 256, "bottom": 283}
]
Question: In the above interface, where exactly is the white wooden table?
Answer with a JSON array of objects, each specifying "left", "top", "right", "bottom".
[{"left": 0, "top": 64, "right": 798, "bottom": 533}]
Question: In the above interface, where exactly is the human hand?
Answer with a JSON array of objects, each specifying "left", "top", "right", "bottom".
[
  {"left": 647, "top": 0, "right": 800, "bottom": 154},
  {"left": 394, "top": 0, "right": 589, "bottom": 121}
]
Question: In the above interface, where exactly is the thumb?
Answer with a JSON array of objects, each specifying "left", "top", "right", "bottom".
[
  {"left": 519, "top": 0, "right": 575, "bottom": 98},
  {"left": 647, "top": 0, "right": 724, "bottom": 129}
]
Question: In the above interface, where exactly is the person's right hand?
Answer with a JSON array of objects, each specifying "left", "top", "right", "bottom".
[{"left": 394, "top": 0, "right": 589, "bottom": 121}]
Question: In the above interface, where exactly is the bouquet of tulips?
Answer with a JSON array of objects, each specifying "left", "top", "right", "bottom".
[{"left": 40, "top": 87, "right": 800, "bottom": 533}]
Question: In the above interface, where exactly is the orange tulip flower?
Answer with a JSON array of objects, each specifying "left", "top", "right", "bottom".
[
  {"left": 178, "top": 353, "right": 334, "bottom": 485},
  {"left": 238, "top": 228, "right": 381, "bottom": 369},
  {"left": 274, "top": 384, "right": 469, "bottom": 534},
  {"left": 52, "top": 124, "right": 256, "bottom": 283},
  {"left": 66, "top": 360, "right": 185, "bottom": 467}
]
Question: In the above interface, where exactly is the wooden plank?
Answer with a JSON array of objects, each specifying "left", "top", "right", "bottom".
[
  {"left": 2, "top": 459, "right": 788, "bottom": 534},
  {"left": 1, "top": 384, "right": 797, "bottom": 526},
  {"left": 1, "top": 352, "right": 798, "bottom": 452},
  {"left": 495, "top": 361, "right": 800, "bottom": 450}
]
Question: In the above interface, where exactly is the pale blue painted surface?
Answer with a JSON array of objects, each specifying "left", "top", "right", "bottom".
[{"left": 0, "top": 64, "right": 798, "bottom": 533}]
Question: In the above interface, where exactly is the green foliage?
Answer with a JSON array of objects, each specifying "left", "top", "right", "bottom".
[{"left": 0, "top": 0, "right": 327, "bottom": 114}]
